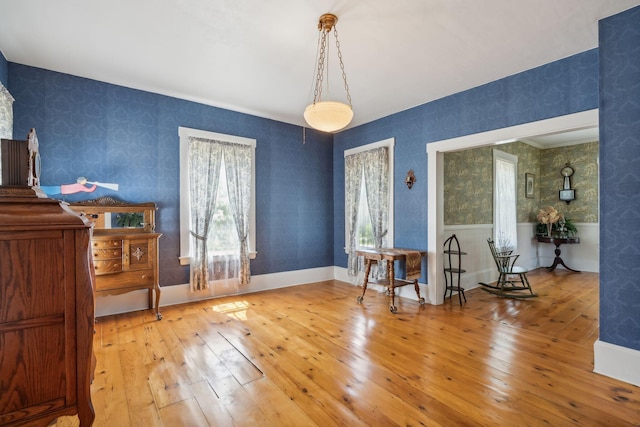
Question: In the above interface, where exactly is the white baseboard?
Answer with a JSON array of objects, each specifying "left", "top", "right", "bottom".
[
  {"left": 95, "top": 266, "right": 335, "bottom": 317},
  {"left": 594, "top": 340, "right": 640, "bottom": 387},
  {"left": 96, "top": 265, "right": 429, "bottom": 317},
  {"left": 333, "top": 266, "right": 430, "bottom": 303}
]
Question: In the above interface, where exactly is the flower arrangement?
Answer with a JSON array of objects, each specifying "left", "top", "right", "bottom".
[
  {"left": 536, "top": 206, "right": 561, "bottom": 225},
  {"left": 536, "top": 206, "right": 577, "bottom": 237}
]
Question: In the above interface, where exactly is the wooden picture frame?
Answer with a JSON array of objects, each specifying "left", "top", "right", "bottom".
[{"left": 525, "top": 173, "right": 535, "bottom": 198}]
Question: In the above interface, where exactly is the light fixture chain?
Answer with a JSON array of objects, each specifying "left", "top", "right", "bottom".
[
  {"left": 313, "top": 29, "right": 328, "bottom": 104},
  {"left": 333, "top": 26, "right": 352, "bottom": 108}
]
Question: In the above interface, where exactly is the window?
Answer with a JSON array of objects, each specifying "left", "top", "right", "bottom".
[
  {"left": 344, "top": 138, "right": 394, "bottom": 276},
  {"left": 493, "top": 149, "right": 517, "bottom": 251},
  {"left": 178, "top": 127, "right": 256, "bottom": 289}
]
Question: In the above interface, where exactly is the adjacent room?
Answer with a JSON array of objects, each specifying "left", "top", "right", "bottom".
[{"left": 1, "top": 1, "right": 639, "bottom": 426}]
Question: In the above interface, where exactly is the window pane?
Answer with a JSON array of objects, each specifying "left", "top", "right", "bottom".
[
  {"left": 356, "top": 171, "right": 374, "bottom": 248},
  {"left": 208, "top": 161, "right": 239, "bottom": 254},
  {"left": 494, "top": 155, "right": 517, "bottom": 251}
]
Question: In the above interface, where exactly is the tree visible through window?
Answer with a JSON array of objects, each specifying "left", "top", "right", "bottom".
[
  {"left": 209, "top": 161, "right": 240, "bottom": 255},
  {"left": 356, "top": 171, "right": 374, "bottom": 248}
]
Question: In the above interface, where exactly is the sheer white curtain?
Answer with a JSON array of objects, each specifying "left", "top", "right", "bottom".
[
  {"left": 188, "top": 137, "right": 223, "bottom": 291},
  {"left": 345, "top": 153, "right": 363, "bottom": 276},
  {"left": 221, "top": 143, "right": 252, "bottom": 286},
  {"left": 363, "top": 147, "right": 389, "bottom": 249},
  {"left": 493, "top": 149, "right": 518, "bottom": 251}
]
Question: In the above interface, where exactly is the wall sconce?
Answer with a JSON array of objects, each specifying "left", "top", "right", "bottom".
[{"left": 405, "top": 170, "right": 416, "bottom": 189}]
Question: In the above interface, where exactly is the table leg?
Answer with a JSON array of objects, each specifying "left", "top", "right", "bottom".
[
  {"left": 356, "top": 259, "right": 373, "bottom": 303},
  {"left": 547, "top": 244, "right": 581, "bottom": 273},
  {"left": 388, "top": 260, "right": 398, "bottom": 313},
  {"left": 414, "top": 279, "right": 425, "bottom": 305},
  {"left": 154, "top": 285, "right": 162, "bottom": 320}
]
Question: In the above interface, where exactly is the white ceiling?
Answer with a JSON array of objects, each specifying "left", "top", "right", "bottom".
[{"left": 1, "top": 0, "right": 639, "bottom": 131}]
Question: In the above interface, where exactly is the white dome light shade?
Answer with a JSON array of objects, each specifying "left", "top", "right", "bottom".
[{"left": 304, "top": 101, "right": 353, "bottom": 133}]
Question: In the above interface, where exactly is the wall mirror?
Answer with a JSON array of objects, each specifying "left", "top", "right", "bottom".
[{"left": 68, "top": 196, "right": 157, "bottom": 233}]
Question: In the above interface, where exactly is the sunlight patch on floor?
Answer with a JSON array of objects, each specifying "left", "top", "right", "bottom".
[{"left": 211, "top": 300, "right": 249, "bottom": 320}]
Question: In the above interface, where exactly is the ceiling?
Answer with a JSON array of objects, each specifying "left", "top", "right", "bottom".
[{"left": 1, "top": 1, "right": 639, "bottom": 132}]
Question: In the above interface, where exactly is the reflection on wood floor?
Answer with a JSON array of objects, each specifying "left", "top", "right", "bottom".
[{"left": 53, "top": 268, "right": 639, "bottom": 426}]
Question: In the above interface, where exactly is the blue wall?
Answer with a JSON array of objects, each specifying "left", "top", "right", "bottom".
[
  {"left": 8, "top": 64, "right": 334, "bottom": 286},
  {"left": 332, "top": 49, "right": 599, "bottom": 283},
  {"left": 0, "top": 50, "right": 7, "bottom": 87},
  {"left": 599, "top": 5, "right": 640, "bottom": 352}
]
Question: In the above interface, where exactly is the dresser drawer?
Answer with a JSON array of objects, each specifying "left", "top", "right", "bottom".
[
  {"left": 92, "top": 248, "right": 122, "bottom": 260},
  {"left": 93, "top": 259, "right": 123, "bottom": 275},
  {"left": 92, "top": 239, "right": 122, "bottom": 249},
  {"left": 95, "top": 269, "right": 155, "bottom": 292}
]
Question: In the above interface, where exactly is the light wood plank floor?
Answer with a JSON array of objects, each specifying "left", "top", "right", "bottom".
[{"left": 54, "top": 268, "right": 640, "bottom": 426}]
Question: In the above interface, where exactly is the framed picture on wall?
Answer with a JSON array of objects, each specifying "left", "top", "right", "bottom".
[{"left": 525, "top": 173, "right": 535, "bottom": 198}]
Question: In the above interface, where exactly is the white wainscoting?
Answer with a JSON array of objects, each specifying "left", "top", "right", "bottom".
[
  {"left": 442, "top": 222, "right": 599, "bottom": 294},
  {"left": 535, "top": 223, "right": 599, "bottom": 273}
]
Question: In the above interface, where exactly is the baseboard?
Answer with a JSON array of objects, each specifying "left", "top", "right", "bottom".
[
  {"left": 96, "top": 265, "right": 429, "bottom": 317},
  {"left": 594, "top": 339, "right": 640, "bottom": 387},
  {"left": 95, "top": 266, "right": 335, "bottom": 317},
  {"left": 333, "top": 266, "right": 430, "bottom": 303}
]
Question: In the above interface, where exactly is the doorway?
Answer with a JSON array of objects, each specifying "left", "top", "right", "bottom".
[{"left": 425, "top": 109, "right": 599, "bottom": 305}]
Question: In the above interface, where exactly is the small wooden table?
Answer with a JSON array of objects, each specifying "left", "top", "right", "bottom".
[
  {"left": 355, "top": 248, "right": 426, "bottom": 313},
  {"left": 536, "top": 236, "right": 581, "bottom": 273}
]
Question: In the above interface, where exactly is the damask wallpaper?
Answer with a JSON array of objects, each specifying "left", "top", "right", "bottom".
[{"left": 443, "top": 140, "right": 598, "bottom": 225}]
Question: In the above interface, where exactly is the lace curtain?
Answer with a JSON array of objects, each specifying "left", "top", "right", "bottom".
[
  {"left": 188, "top": 137, "right": 252, "bottom": 293},
  {"left": 188, "top": 137, "right": 223, "bottom": 291},
  {"left": 345, "top": 146, "right": 389, "bottom": 278},
  {"left": 0, "top": 82, "right": 14, "bottom": 182},
  {"left": 0, "top": 82, "right": 13, "bottom": 139},
  {"left": 221, "top": 142, "right": 252, "bottom": 286}
]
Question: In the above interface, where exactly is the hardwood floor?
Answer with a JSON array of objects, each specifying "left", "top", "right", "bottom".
[{"left": 53, "top": 268, "right": 639, "bottom": 426}]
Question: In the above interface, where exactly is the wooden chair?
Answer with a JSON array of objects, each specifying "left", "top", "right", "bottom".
[{"left": 479, "top": 238, "right": 537, "bottom": 299}]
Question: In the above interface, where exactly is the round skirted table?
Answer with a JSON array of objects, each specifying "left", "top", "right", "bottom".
[{"left": 536, "top": 236, "right": 581, "bottom": 273}]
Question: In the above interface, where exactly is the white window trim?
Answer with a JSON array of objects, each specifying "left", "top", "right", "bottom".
[
  {"left": 344, "top": 137, "right": 395, "bottom": 252},
  {"left": 178, "top": 126, "right": 256, "bottom": 266}
]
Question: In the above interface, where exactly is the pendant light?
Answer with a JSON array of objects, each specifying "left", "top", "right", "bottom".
[{"left": 304, "top": 13, "right": 353, "bottom": 133}]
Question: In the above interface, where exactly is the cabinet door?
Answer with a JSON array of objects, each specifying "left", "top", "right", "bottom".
[{"left": 124, "top": 238, "right": 155, "bottom": 271}]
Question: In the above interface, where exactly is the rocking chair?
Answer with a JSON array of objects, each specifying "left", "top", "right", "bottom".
[{"left": 479, "top": 238, "right": 537, "bottom": 299}]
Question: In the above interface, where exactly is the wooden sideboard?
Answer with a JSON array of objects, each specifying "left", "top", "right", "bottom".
[
  {"left": 69, "top": 197, "right": 162, "bottom": 320},
  {"left": 0, "top": 186, "right": 95, "bottom": 427}
]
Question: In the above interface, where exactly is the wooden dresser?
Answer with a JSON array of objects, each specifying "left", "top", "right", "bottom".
[
  {"left": 69, "top": 197, "right": 162, "bottom": 320},
  {"left": 0, "top": 186, "right": 95, "bottom": 427}
]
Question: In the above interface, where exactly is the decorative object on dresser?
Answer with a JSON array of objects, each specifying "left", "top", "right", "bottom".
[
  {"left": 0, "top": 128, "right": 41, "bottom": 187},
  {"left": 0, "top": 186, "right": 95, "bottom": 427},
  {"left": 69, "top": 196, "right": 162, "bottom": 320}
]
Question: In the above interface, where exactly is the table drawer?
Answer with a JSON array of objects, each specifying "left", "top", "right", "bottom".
[{"left": 93, "top": 259, "right": 123, "bottom": 275}]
